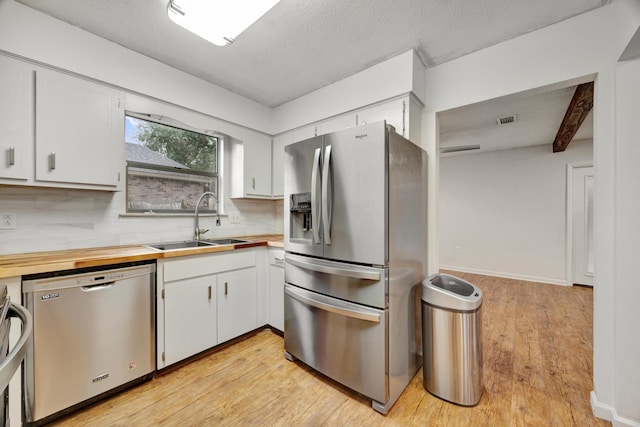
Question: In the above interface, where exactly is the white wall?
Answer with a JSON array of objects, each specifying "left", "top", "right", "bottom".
[
  {"left": 0, "top": 187, "right": 281, "bottom": 255},
  {"left": 422, "top": 0, "right": 640, "bottom": 424},
  {"left": 439, "top": 141, "right": 593, "bottom": 285},
  {"left": 613, "top": 54, "right": 640, "bottom": 424}
]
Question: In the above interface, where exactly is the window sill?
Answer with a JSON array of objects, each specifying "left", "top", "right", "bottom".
[{"left": 120, "top": 213, "right": 225, "bottom": 218}]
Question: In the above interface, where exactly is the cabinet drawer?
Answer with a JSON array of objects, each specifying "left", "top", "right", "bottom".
[
  {"left": 284, "top": 253, "right": 387, "bottom": 309},
  {"left": 163, "top": 251, "right": 256, "bottom": 283},
  {"left": 284, "top": 284, "right": 387, "bottom": 403}
]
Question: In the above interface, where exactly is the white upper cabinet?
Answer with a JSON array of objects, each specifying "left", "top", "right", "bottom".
[
  {"left": 288, "top": 95, "right": 421, "bottom": 144},
  {"left": 274, "top": 97, "right": 422, "bottom": 199},
  {"left": 35, "top": 68, "right": 124, "bottom": 189},
  {"left": 359, "top": 95, "right": 423, "bottom": 142},
  {"left": 271, "top": 132, "right": 292, "bottom": 198},
  {"left": 292, "top": 125, "right": 317, "bottom": 143},
  {"left": 230, "top": 129, "right": 273, "bottom": 198},
  {"left": 315, "top": 114, "right": 356, "bottom": 136},
  {"left": 0, "top": 56, "right": 125, "bottom": 191},
  {"left": 243, "top": 130, "right": 272, "bottom": 197},
  {"left": 357, "top": 97, "right": 408, "bottom": 137},
  {"left": 0, "top": 56, "right": 33, "bottom": 182}
]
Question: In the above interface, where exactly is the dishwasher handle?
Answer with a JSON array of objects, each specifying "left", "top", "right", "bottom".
[
  {"left": 0, "top": 303, "right": 33, "bottom": 391},
  {"left": 81, "top": 282, "right": 115, "bottom": 292}
]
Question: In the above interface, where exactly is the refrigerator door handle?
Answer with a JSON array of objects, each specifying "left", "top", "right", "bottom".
[
  {"left": 286, "top": 253, "right": 381, "bottom": 281},
  {"left": 311, "top": 147, "right": 322, "bottom": 244},
  {"left": 285, "top": 285, "right": 381, "bottom": 323},
  {"left": 322, "top": 144, "right": 333, "bottom": 245}
]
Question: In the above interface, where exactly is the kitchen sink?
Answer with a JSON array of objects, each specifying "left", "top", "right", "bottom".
[
  {"left": 146, "top": 240, "right": 217, "bottom": 251},
  {"left": 146, "top": 238, "right": 249, "bottom": 250},
  {"left": 201, "top": 238, "right": 249, "bottom": 245}
]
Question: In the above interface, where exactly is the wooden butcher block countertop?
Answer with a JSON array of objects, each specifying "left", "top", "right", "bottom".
[{"left": 0, "top": 234, "right": 284, "bottom": 278}]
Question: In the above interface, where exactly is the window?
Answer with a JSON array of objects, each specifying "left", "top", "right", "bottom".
[{"left": 125, "top": 115, "right": 220, "bottom": 214}]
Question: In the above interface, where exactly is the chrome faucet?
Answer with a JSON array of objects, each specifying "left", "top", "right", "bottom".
[{"left": 194, "top": 191, "right": 220, "bottom": 240}]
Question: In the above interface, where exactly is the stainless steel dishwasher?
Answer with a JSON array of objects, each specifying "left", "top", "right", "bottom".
[{"left": 22, "top": 261, "right": 155, "bottom": 425}]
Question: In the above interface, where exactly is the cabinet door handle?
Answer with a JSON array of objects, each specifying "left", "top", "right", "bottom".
[
  {"left": 225, "top": 282, "right": 228, "bottom": 296},
  {"left": 48, "top": 152, "right": 56, "bottom": 170},
  {"left": 252, "top": 178, "right": 255, "bottom": 189},
  {"left": 208, "top": 285, "right": 212, "bottom": 300},
  {"left": 8, "top": 147, "right": 15, "bottom": 166}
]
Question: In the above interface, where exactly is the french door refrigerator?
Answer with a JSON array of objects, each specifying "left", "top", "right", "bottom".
[{"left": 283, "top": 121, "right": 428, "bottom": 414}]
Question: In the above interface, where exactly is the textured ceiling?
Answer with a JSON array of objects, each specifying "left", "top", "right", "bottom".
[{"left": 15, "top": 0, "right": 607, "bottom": 108}]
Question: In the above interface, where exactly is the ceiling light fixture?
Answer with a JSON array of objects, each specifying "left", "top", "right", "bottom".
[{"left": 167, "top": 0, "right": 281, "bottom": 46}]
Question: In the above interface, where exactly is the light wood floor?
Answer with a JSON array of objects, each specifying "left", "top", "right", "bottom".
[{"left": 51, "top": 272, "right": 608, "bottom": 426}]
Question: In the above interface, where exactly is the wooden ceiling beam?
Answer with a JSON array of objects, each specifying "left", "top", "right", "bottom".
[{"left": 552, "top": 81, "right": 594, "bottom": 153}]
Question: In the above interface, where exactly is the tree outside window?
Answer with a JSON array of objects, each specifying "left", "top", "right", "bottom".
[{"left": 126, "top": 115, "right": 219, "bottom": 213}]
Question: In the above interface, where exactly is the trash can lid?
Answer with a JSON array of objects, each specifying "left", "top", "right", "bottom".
[{"left": 422, "top": 273, "right": 482, "bottom": 311}]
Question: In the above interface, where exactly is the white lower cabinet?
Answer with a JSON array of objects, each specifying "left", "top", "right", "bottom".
[
  {"left": 217, "top": 267, "right": 257, "bottom": 343},
  {"left": 268, "top": 248, "right": 285, "bottom": 332},
  {"left": 157, "top": 250, "right": 258, "bottom": 369},
  {"left": 163, "top": 274, "right": 218, "bottom": 367}
]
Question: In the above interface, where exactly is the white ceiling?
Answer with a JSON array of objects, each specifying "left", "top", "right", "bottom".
[
  {"left": 439, "top": 84, "right": 594, "bottom": 155},
  {"left": 15, "top": 0, "right": 607, "bottom": 108}
]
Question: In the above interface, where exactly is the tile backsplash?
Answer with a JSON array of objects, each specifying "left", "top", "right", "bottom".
[{"left": 0, "top": 186, "right": 284, "bottom": 255}]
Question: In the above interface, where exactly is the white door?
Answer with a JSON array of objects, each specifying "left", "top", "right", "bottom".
[{"left": 572, "top": 166, "right": 594, "bottom": 286}]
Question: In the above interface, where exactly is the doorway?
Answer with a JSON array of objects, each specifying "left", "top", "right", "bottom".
[
  {"left": 437, "top": 80, "right": 594, "bottom": 286},
  {"left": 568, "top": 164, "right": 594, "bottom": 286}
]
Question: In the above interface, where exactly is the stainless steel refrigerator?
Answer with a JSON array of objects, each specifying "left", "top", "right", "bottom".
[{"left": 283, "top": 121, "right": 428, "bottom": 414}]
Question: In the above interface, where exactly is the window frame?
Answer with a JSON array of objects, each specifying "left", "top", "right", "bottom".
[{"left": 124, "top": 113, "right": 222, "bottom": 215}]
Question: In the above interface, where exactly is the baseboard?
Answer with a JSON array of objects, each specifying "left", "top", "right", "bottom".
[
  {"left": 439, "top": 265, "right": 568, "bottom": 286},
  {"left": 591, "top": 391, "right": 640, "bottom": 426}
]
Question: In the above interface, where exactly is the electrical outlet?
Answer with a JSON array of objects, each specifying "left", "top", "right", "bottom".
[
  {"left": 230, "top": 213, "right": 240, "bottom": 224},
  {"left": 455, "top": 246, "right": 462, "bottom": 254},
  {"left": 0, "top": 212, "right": 16, "bottom": 230}
]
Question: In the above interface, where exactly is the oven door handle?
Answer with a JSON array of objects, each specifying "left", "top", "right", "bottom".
[
  {"left": 0, "top": 303, "right": 33, "bottom": 391},
  {"left": 286, "top": 254, "right": 381, "bottom": 281},
  {"left": 285, "top": 285, "right": 381, "bottom": 323}
]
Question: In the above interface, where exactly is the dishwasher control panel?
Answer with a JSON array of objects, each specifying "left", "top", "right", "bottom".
[
  {"left": 22, "top": 263, "right": 155, "bottom": 292},
  {"left": 75, "top": 271, "right": 125, "bottom": 285}
]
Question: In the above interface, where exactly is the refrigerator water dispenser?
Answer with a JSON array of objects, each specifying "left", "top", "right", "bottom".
[{"left": 290, "top": 192, "right": 313, "bottom": 239}]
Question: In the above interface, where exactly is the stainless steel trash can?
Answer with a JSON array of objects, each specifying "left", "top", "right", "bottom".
[{"left": 422, "top": 273, "right": 483, "bottom": 406}]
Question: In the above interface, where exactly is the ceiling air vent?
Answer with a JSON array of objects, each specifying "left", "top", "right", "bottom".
[{"left": 496, "top": 115, "right": 517, "bottom": 126}]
